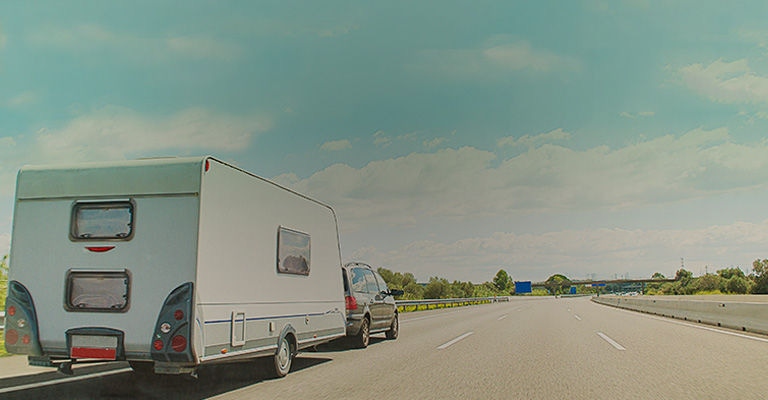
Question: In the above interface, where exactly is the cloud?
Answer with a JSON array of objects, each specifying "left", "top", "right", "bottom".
[
  {"left": 411, "top": 38, "right": 579, "bottom": 81},
  {"left": 276, "top": 127, "right": 768, "bottom": 232},
  {"left": 373, "top": 131, "right": 391, "bottom": 147},
  {"left": 320, "top": 139, "right": 352, "bottom": 151},
  {"left": 678, "top": 59, "right": 768, "bottom": 104},
  {"left": 0, "top": 233, "right": 8, "bottom": 255},
  {"left": 620, "top": 111, "right": 655, "bottom": 119},
  {"left": 28, "top": 24, "right": 242, "bottom": 63},
  {"left": 7, "top": 91, "right": 39, "bottom": 107},
  {"left": 423, "top": 137, "right": 445, "bottom": 149},
  {"left": 497, "top": 128, "right": 571, "bottom": 148},
  {"left": 348, "top": 220, "right": 768, "bottom": 282},
  {"left": 34, "top": 105, "right": 271, "bottom": 162}
]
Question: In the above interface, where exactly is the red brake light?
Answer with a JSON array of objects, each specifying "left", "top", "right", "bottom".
[
  {"left": 153, "top": 340, "right": 164, "bottom": 351},
  {"left": 7, "top": 305, "right": 16, "bottom": 317},
  {"left": 174, "top": 310, "right": 184, "bottom": 321},
  {"left": 171, "top": 335, "right": 187, "bottom": 352},
  {"left": 345, "top": 295, "right": 358, "bottom": 311},
  {"left": 22, "top": 335, "right": 30, "bottom": 345},
  {"left": 85, "top": 246, "right": 115, "bottom": 253}
]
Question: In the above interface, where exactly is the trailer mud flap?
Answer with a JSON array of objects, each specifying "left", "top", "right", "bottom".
[{"left": 66, "top": 327, "right": 125, "bottom": 361}]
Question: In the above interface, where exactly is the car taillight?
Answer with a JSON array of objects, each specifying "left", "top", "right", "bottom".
[{"left": 345, "top": 295, "right": 358, "bottom": 311}]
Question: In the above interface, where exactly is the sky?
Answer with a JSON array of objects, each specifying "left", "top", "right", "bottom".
[{"left": 3, "top": 1, "right": 768, "bottom": 283}]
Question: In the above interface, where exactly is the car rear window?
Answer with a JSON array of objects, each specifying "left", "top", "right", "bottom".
[{"left": 72, "top": 201, "right": 133, "bottom": 240}]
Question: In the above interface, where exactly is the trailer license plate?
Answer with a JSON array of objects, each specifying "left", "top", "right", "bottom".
[{"left": 70, "top": 335, "right": 118, "bottom": 360}]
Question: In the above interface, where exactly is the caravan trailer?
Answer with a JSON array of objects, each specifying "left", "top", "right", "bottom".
[{"left": 4, "top": 156, "right": 347, "bottom": 377}]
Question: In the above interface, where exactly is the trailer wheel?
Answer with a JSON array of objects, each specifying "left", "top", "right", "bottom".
[
  {"left": 273, "top": 335, "right": 294, "bottom": 378},
  {"left": 353, "top": 317, "right": 370, "bottom": 348},
  {"left": 385, "top": 313, "right": 399, "bottom": 340}
]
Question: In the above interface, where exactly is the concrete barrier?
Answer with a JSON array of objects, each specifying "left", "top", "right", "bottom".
[{"left": 592, "top": 295, "right": 768, "bottom": 335}]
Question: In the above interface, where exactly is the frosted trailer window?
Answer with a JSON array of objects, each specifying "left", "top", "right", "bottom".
[
  {"left": 277, "top": 227, "right": 310, "bottom": 275},
  {"left": 73, "top": 202, "right": 133, "bottom": 240},
  {"left": 66, "top": 271, "right": 130, "bottom": 312}
]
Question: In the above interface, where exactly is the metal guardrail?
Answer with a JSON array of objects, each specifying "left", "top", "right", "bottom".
[{"left": 396, "top": 296, "right": 509, "bottom": 312}]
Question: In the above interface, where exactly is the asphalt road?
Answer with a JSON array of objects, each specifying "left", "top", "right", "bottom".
[{"left": 2, "top": 296, "right": 768, "bottom": 399}]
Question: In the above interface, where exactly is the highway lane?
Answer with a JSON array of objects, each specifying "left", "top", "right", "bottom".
[{"left": 2, "top": 297, "right": 768, "bottom": 399}]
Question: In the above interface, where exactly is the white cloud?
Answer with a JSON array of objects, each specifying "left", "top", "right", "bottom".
[
  {"left": 620, "top": 111, "right": 655, "bottom": 119},
  {"left": 349, "top": 220, "right": 768, "bottom": 282},
  {"left": 278, "top": 127, "right": 768, "bottom": 233},
  {"left": 320, "top": 139, "right": 352, "bottom": 151},
  {"left": 28, "top": 24, "right": 242, "bottom": 63},
  {"left": 7, "top": 91, "right": 39, "bottom": 107},
  {"left": 0, "top": 233, "right": 8, "bottom": 256},
  {"left": 411, "top": 38, "right": 579, "bottom": 81},
  {"left": 483, "top": 41, "right": 575, "bottom": 72},
  {"left": 373, "top": 131, "right": 391, "bottom": 147},
  {"left": 679, "top": 59, "right": 768, "bottom": 104},
  {"left": 423, "top": 137, "right": 445, "bottom": 149},
  {"left": 498, "top": 128, "right": 571, "bottom": 148},
  {"left": 34, "top": 105, "right": 271, "bottom": 162}
]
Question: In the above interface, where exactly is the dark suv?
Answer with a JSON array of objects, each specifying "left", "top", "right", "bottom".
[{"left": 342, "top": 262, "right": 404, "bottom": 348}]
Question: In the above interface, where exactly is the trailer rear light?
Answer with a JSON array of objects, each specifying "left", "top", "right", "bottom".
[
  {"left": 345, "top": 295, "right": 358, "bottom": 311},
  {"left": 5, "top": 329, "right": 18, "bottom": 345},
  {"left": 4, "top": 281, "right": 42, "bottom": 356},
  {"left": 171, "top": 335, "right": 187, "bottom": 352},
  {"left": 85, "top": 246, "right": 115, "bottom": 253},
  {"left": 151, "top": 282, "right": 194, "bottom": 363}
]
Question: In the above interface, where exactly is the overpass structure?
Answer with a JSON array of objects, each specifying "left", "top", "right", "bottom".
[{"left": 532, "top": 278, "right": 677, "bottom": 294}]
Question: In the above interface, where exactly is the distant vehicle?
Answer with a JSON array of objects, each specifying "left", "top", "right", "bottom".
[
  {"left": 4, "top": 156, "right": 346, "bottom": 377},
  {"left": 341, "top": 262, "right": 404, "bottom": 348}
]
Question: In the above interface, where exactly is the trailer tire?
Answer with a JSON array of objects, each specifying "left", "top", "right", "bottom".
[{"left": 273, "top": 335, "right": 294, "bottom": 378}]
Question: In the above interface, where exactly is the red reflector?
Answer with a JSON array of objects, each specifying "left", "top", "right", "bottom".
[
  {"left": 7, "top": 305, "right": 15, "bottom": 317},
  {"left": 205, "top": 160, "right": 211, "bottom": 172},
  {"left": 345, "top": 295, "right": 358, "bottom": 311},
  {"left": 153, "top": 340, "right": 164, "bottom": 351},
  {"left": 5, "top": 329, "right": 18, "bottom": 345},
  {"left": 22, "top": 335, "right": 30, "bottom": 345},
  {"left": 85, "top": 246, "right": 115, "bottom": 253},
  {"left": 174, "top": 310, "right": 184, "bottom": 321},
  {"left": 171, "top": 335, "right": 187, "bottom": 352},
  {"left": 71, "top": 347, "right": 117, "bottom": 360}
]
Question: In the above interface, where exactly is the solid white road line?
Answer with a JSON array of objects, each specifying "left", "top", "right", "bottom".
[
  {"left": 438, "top": 332, "right": 474, "bottom": 350},
  {"left": 596, "top": 332, "right": 626, "bottom": 351}
]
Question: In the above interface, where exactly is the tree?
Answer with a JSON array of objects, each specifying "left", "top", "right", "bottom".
[
  {"left": 717, "top": 267, "right": 745, "bottom": 280},
  {"left": 675, "top": 268, "right": 693, "bottom": 282},
  {"left": 751, "top": 259, "right": 768, "bottom": 294},
  {"left": 424, "top": 277, "right": 451, "bottom": 299},
  {"left": 0, "top": 255, "right": 8, "bottom": 309},
  {"left": 544, "top": 274, "right": 572, "bottom": 295},
  {"left": 493, "top": 269, "right": 513, "bottom": 293},
  {"left": 651, "top": 272, "right": 666, "bottom": 279}
]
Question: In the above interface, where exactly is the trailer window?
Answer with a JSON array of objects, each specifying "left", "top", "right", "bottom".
[
  {"left": 72, "top": 202, "right": 133, "bottom": 240},
  {"left": 277, "top": 227, "right": 310, "bottom": 276},
  {"left": 66, "top": 270, "right": 130, "bottom": 312}
]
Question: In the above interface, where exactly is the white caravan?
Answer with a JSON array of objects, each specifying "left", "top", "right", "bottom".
[{"left": 4, "top": 157, "right": 346, "bottom": 377}]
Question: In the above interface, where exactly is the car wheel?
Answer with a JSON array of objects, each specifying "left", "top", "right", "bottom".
[
  {"left": 273, "top": 336, "right": 293, "bottom": 378},
  {"left": 385, "top": 313, "right": 399, "bottom": 340},
  {"left": 353, "top": 317, "right": 370, "bottom": 348}
]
